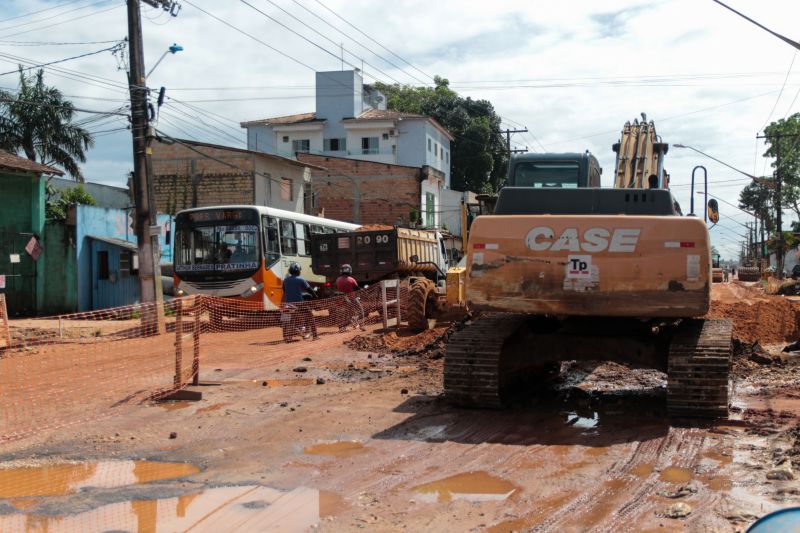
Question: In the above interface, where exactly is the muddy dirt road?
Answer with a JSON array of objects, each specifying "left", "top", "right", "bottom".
[{"left": 1, "top": 281, "right": 800, "bottom": 532}]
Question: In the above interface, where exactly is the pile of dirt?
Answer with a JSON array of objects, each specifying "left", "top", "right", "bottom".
[
  {"left": 356, "top": 224, "right": 394, "bottom": 232},
  {"left": 346, "top": 326, "right": 450, "bottom": 355},
  {"left": 707, "top": 298, "right": 800, "bottom": 344},
  {"left": 557, "top": 361, "right": 665, "bottom": 394}
]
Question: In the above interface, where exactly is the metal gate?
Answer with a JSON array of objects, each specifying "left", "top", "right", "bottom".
[{"left": 0, "top": 229, "right": 37, "bottom": 316}]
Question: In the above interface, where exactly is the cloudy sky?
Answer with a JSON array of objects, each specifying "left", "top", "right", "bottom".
[{"left": 2, "top": 0, "right": 800, "bottom": 258}]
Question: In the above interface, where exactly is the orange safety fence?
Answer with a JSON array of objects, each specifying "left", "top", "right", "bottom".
[
  {"left": 0, "top": 283, "right": 405, "bottom": 444},
  {"left": 0, "top": 282, "right": 408, "bottom": 533}
]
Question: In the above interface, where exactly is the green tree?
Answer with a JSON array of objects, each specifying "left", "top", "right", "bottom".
[
  {"left": 375, "top": 77, "right": 506, "bottom": 193},
  {"left": 0, "top": 68, "right": 94, "bottom": 181},
  {"left": 762, "top": 113, "right": 800, "bottom": 222},
  {"left": 45, "top": 182, "right": 96, "bottom": 221},
  {"left": 738, "top": 181, "right": 774, "bottom": 236}
]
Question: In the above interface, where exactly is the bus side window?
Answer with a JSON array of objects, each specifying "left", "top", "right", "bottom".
[
  {"left": 262, "top": 216, "right": 280, "bottom": 267},
  {"left": 280, "top": 219, "right": 297, "bottom": 255},
  {"left": 298, "top": 223, "right": 311, "bottom": 256}
]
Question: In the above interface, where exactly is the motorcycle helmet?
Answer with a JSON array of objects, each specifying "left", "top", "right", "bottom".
[
  {"left": 288, "top": 262, "right": 301, "bottom": 276},
  {"left": 340, "top": 264, "right": 352, "bottom": 275}
]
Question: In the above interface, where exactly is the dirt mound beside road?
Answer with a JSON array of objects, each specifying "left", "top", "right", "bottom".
[
  {"left": 707, "top": 297, "right": 800, "bottom": 344},
  {"left": 346, "top": 326, "right": 449, "bottom": 354}
]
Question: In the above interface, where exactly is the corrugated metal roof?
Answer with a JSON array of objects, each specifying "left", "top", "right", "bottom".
[{"left": 87, "top": 235, "right": 138, "bottom": 251}]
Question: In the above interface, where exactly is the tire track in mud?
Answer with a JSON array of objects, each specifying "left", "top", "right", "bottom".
[
  {"left": 604, "top": 428, "right": 706, "bottom": 533},
  {"left": 536, "top": 428, "right": 707, "bottom": 532}
]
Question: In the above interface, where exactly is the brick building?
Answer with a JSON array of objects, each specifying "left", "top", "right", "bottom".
[
  {"left": 150, "top": 139, "right": 324, "bottom": 215},
  {"left": 297, "top": 153, "right": 444, "bottom": 227}
]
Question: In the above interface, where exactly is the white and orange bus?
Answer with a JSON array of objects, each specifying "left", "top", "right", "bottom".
[{"left": 173, "top": 205, "right": 359, "bottom": 309}]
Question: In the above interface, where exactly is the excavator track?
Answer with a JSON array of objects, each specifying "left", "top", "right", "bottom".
[
  {"left": 444, "top": 314, "right": 527, "bottom": 408},
  {"left": 667, "top": 318, "right": 732, "bottom": 418}
]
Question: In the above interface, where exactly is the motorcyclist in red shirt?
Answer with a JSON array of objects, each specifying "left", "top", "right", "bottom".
[{"left": 336, "top": 264, "right": 365, "bottom": 331}]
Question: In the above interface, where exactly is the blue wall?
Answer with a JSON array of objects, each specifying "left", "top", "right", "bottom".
[
  {"left": 75, "top": 205, "right": 173, "bottom": 311},
  {"left": 89, "top": 240, "right": 140, "bottom": 310}
]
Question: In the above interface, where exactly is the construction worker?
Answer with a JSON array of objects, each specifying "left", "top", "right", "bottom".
[
  {"left": 336, "top": 264, "right": 365, "bottom": 331},
  {"left": 282, "top": 262, "right": 318, "bottom": 340}
]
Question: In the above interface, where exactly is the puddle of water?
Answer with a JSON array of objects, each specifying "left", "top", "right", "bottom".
[
  {"left": 411, "top": 471, "right": 517, "bottom": 503},
  {"left": 265, "top": 379, "right": 315, "bottom": 387},
  {"left": 703, "top": 450, "right": 733, "bottom": 465},
  {"left": 488, "top": 517, "right": 529, "bottom": 533},
  {"left": 564, "top": 411, "right": 598, "bottom": 429},
  {"left": 658, "top": 466, "right": 693, "bottom": 484},
  {"left": 631, "top": 463, "right": 654, "bottom": 477},
  {"left": 0, "top": 485, "right": 341, "bottom": 532},
  {"left": 304, "top": 441, "right": 366, "bottom": 457},
  {"left": 196, "top": 402, "right": 228, "bottom": 414},
  {"left": 0, "top": 460, "right": 199, "bottom": 498}
]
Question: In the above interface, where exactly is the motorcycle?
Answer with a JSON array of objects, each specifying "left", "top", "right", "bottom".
[
  {"left": 335, "top": 285, "right": 368, "bottom": 332},
  {"left": 280, "top": 288, "right": 318, "bottom": 343}
]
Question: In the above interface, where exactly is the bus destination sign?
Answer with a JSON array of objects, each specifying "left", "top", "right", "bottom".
[{"left": 187, "top": 209, "right": 255, "bottom": 223}]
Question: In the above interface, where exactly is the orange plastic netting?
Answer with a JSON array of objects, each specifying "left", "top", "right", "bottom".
[{"left": 0, "top": 284, "right": 404, "bottom": 443}]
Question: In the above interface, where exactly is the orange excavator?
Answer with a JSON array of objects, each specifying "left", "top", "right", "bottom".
[{"left": 444, "top": 115, "right": 732, "bottom": 418}]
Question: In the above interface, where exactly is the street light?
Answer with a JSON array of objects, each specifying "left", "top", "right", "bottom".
[{"left": 146, "top": 43, "right": 183, "bottom": 78}]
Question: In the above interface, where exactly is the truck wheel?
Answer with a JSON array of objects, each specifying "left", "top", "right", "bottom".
[{"left": 408, "top": 279, "right": 435, "bottom": 332}]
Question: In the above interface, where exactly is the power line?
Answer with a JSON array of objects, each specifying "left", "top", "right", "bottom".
[
  {"left": 548, "top": 90, "right": 779, "bottom": 147},
  {"left": 0, "top": 97, "right": 129, "bottom": 116},
  {"left": 289, "top": 0, "right": 430, "bottom": 86},
  {"left": 0, "top": 0, "right": 84, "bottom": 25},
  {"left": 0, "top": 49, "right": 137, "bottom": 94},
  {"left": 0, "top": 3, "right": 121, "bottom": 39},
  {"left": 182, "top": 0, "right": 315, "bottom": 71},
  {"left": 311, "top": 0, "right": 434, "bottom": 83},
  {"left": 260, "top": 0, "right": 405, "bottom": 85},
  {"left": 237, "top": 0, "right": 391, "bottom": 85},
  {"left": 0, "top": 0, "right": 112, "bottom": 34},
  {"left": 182, "top": 0, "right": 393, "bottom": 103},
  {"left": 760, "top": 50, "right": 796, "bottom": 132},
  {"left": 0, "top": 39, "right": 123, "bottom": 46},
  {"left": 0, "top": 42, "right": 124, "bottom": 77}
]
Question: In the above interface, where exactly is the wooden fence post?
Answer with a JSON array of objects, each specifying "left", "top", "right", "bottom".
[
  {"left": 0, "top": 294, "right": 11, "bottom": 349},
  {"left": 192, "top": 296, "right": 201, "bottom": 386}
]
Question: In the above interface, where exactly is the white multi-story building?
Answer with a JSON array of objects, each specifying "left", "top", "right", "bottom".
[{"left": 240, "top": 70, "right": 453, "bottom": 189}]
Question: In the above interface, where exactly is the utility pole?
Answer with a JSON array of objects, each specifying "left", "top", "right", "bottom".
[
  {"left": 127, "top": 0, "right": 179, "bottom": 332},
  {"left": 756, "top": 132, "right": 800, "bottom": 279},
  {"left": 503, "top": 128, "right": 529, "bottom": 156}
]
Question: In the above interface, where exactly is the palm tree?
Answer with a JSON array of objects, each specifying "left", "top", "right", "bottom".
[{"left": 0, "top": 68, "right": 94, "bottom": 181}]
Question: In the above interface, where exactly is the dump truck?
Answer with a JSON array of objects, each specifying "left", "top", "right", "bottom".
[
  {"left": 443, "top": 115, "right": 732, "bottom": 419},
  {"left": 310, "top": 226, "right": 453, "bottom": 330}
]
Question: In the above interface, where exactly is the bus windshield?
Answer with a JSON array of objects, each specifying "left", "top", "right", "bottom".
[
  {"left": 514, "top": 161, "right": 580, "bottom": 188},
  {"left": 175, "top": 223, "right": 260, "bottom": 274}
]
